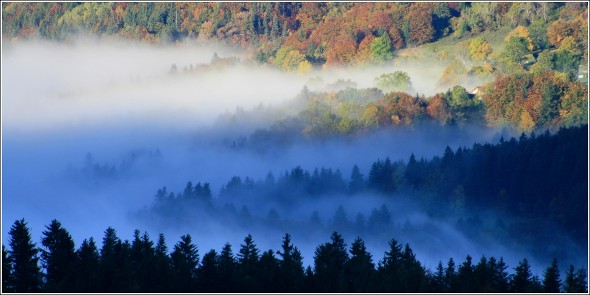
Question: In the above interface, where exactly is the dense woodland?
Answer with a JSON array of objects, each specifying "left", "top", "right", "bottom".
[
  {"left": 139, "top": 125, "right": 588, "bottom": 260},
  {"left": 2, "top": 2, "right": 588, "bottom": 293},
  {"left": 5, "top": 127, "right": 587, "bottom": 293},
  {"left": 2, "top": 2, "right": 588, "bottom": 132},
  {"left": 214, "top": 68, "right": 587, "bottom": 142},
  {"left": 2, "top": 219, "right": 588, "bottom": 293},
  {"left": 2, "top": 2, "right": 588, "bottom": 65}
]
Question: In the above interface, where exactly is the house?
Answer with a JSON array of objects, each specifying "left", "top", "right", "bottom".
[
  {"left": 577, "top": 64, "right": 588, "bottom": 84},
  {"left": 469, "top": 86, "right": 483, "bottom": 100}
]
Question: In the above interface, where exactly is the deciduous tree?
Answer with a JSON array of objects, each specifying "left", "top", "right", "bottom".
[
  {"left": 374, "top": 71, "right": 413, "bottom": 93},
  {"left": 468, "top": 37, "right": 493, "bottom": 62}
]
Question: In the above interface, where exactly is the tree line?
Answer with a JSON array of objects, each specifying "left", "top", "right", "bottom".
[
  {"left": 3, "top": 2, "right": 587, "bottom": 135},
  {"left": 2, "top": 219, "right": 587, "bottom": 293},
  {"left": 147, "top": 124, "right": 587, "bottom": 247},
  {"left": 2, "top": 3, "right": 586, "bottom": 67},
  {"left": 217, "top": 68, "right": 586, "bottom": 141}
]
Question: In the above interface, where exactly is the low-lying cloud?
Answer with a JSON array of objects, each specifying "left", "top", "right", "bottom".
[
  {"left": 3, "top": 39, "right": 308, "bottom": 132},
  {"left": 2, "top": 39, "right": 582, "bottom": 276}
]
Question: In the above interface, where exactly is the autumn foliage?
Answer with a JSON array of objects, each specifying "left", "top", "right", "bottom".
[{"left": 482, "top": 71, "right": 586, "bottom": 131}]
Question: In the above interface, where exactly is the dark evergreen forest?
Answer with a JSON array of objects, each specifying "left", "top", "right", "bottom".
[
  {"left": 2, "top": 219, "right": 588, "bottom": 293},
  {"left": 137, "top": 125, "right": 588, "bottom": 261},
  {"left": 3, "top": 125, "right": 587, "bottom": 293}
]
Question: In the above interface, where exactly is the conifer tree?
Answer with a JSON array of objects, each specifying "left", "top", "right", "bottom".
[
  {"left": 99, "top": 227, "right": 120, "bottom": 292},
  {"left": 313, "top": 231, "right": 349, "bottom": 292},
  {"left": 218, "top": 242, "right": 237, "bottom": 292},
  {"left": 40, "top": 219, "right": 76, "bottom": 292},
  {"left": 153, "top": 233, "right": 171, "bottom": 292},
  {"left": 445, "top": 257, "right": 458, "bottom": 292},
  {"left": 489, "top": 256, "right": 510, "bottom": 292},
  {"left": 303, "top": 265, "right": 316, "bottom": 292},
  {"left": 433, "top": 261, "right": 446, "bottom": 291},
  {"left": 511, "top": 258, "right": 533, "bottom": 292},
  {"left": 130, "top": 230, "right": 156, "bottom": 292},
  {"left": 542, "top": 258, "right": 561, "bottom": 293},
  {"left": 277, "top": 233, "right": 305, "bottom": 292},
  {"left": 564, "top": 265, "right": 588, "bottom": 293},
  {"left": 378, "top": 238, "right": 403, "bottom": 292},
  {"left": 258, "top": 249, "right": 279, "bottom": 292},
  {"left": 348, "top": 164, "right": 365, "bottom": 194},
  {"left": 7, "top": 219, "right": 42, "bottom": 292},
  {"left": 2, "top": 245, "right": 14, "bottom": 293},
  {"left": 237, "top": 234, "right": 260, "bottom": 291},
  {"left": 112, "top": 239, "right": 133, "bottom": 292},
  {"left": 402, "top": 243, "right": 426, "bottom": 291},
  {"left": 74, "top": 238, "right": 100, "bottom": 292},
  {"left": 457, "top": 255, "right": 475, "bottom": 292},
  {"left": 170, "top": 234, "right": 199, "bottom": 292},
  {"left": 345, "top": 237, "right": 376, "bottom": 292},
  {"left": 198, "top": 249, "right": 219, "bottom": 292}
]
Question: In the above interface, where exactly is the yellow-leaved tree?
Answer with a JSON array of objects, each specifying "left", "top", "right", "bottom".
[
  {"left": 282, "top": 50, "right": 306, "bottom": 71},
  {"left": 468, "top": 37, "right": 493, "bottom": 62},
  {"left": 505, "top": 26, "right": 534, "bottom": 51},
  {"left": 297, "top": 60, "right": 312, "bottom": 74},
  {"left": 520, "top": 110, "right": 536, "bottom": 132}
]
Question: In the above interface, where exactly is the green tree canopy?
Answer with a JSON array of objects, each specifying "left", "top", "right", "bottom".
[
  {"left": 374, "top": 71, "right": 413, "bottom": 93},
  {"left": 370, "top": 31, "right": 393, "bottom": 62}
]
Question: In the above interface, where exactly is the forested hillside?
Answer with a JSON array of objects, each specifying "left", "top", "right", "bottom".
[
  {"left": 2, "top": 2, "right": 588, "bottom": 293},
  {"left": 2, "top": 2, "right": 588, "bottom": 132},
  {"left": 138, "top": 125, "right": 588, "bottom": 265},
  {"left": 214, "top": 70, "right": 586, "bottom": 141},
  {"left": 2, "top": 2, "right": 587, "bottom": 66}
]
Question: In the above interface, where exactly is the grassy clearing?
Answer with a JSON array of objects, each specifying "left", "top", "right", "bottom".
[{"left": 395, "top": 26, "right": 513, "bottom": 64}]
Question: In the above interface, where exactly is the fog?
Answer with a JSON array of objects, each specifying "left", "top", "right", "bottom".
[
  {"left": 2, "top": 38, "right": 305, "bottom": 132},
  {"left": 2, "top": 39, "right": 584, "bottom": 275}
]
